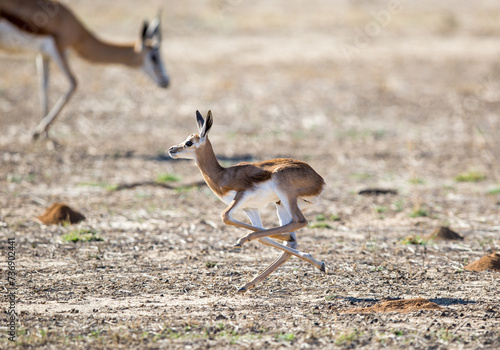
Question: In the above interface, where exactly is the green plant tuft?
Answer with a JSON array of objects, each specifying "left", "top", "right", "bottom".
[
  {"left": 335, "top": 329, "right": 362, "bottom": 345},
  {"left": 275, "top": 332, "right": 295, "bottom": 342},
  {"left": 62, "top": 229, "right": 103, "bottom": 243},
  {"left": 410, "top": 208, "right": 429, "bottom": 218},
  {"left": 455, "top": 171, "right": 486, "bottom": 183},
  {"left": 156, "top": 173, "right": 181, "bottom": 183},
  {"left": 400, "top": 235, "right": 428, "bottom": 246},
  {"left": 409, "top": 177, "right": 425, "bottom": 185},
  {"left": 330, "top": 214, "right": 341, "bottom": 221},
  {"left": 309, "top": 222, "right": 333, "bottom": 229},
  {"left": 487, "top": 187, "right": 500, "bottom": 195},
  {"left": 315, "top": 214, "right": 326, "bottom": 221},
  {"left": 205, "top": 261, "right": 218, "bottom": 268}
]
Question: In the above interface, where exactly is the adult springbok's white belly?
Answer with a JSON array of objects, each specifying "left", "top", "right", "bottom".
[{"left": 0, "top": 19, "right": 54, "bottom": 54}]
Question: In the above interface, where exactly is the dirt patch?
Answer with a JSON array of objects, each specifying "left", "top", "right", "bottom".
[
  {"left": 464, "top": 253, "right": 500, "bottom": 272},
  {"left": 427, "top": 226, "right": 463, "bottom": 241},
  {"left": 344, "top": 298, "right": 442, "bottom": 314},
  {"left": 36, "top": 203, "right": 86, "bottom": 225}
]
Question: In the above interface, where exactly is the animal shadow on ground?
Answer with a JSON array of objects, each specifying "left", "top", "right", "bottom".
[
  {"left": 110, "top": 151, "right": 255, "bottom": 163},
  {"left": 338, "top": 297, "right": 476, "bottom": 307},
  {"left": 428, "top": 298, "right": 477, "bottom": 306},
  {"left": 342, "top": 297, "right": 381, "bottom": 305},
  {"left": 111, "top": 153, "right": 255, "bottom": 190}
]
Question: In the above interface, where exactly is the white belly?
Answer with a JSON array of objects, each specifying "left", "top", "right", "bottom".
[
  {"left": 0, "top": 19, "right": 54, "bottom": 54},
  {"left": 220, "top": 181, "right": 280, "bottom": 208}
]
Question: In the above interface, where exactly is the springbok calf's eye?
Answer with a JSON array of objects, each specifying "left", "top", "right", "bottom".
[{"left": 185, "top": 141, "right": 194, "bottom": 147}]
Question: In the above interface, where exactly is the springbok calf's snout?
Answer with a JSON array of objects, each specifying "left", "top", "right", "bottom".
[{"left": 168, "top": 145, "right": 180, "bottom": 158}]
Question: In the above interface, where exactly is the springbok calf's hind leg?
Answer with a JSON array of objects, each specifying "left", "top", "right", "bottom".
[{"left": 238, "top": 208, "right": 295, "bottom": 293}]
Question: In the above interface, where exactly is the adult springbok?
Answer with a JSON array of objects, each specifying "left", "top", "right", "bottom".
[
  {"left": 169, "top": 111, "right": 327, "bottom": 293},
  {"left": 0, "top": 0, "right": 169, "bottom": 139}
]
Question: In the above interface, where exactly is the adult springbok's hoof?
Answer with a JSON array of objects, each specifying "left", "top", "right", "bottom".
[{"left": 237, "top": 286, "right": 248, "bottom": 293}]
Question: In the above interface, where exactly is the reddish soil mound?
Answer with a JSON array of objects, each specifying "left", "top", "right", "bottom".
[
  {"left": 427, "top": 226, "right": 463, "bottom": 241},
  {"left": 344, "top": 298, "right": 441, "bottom": 314},
  {"left": 464, "top": 253, "right": 500, "bottom": 272},
  {"left": 37, "top": 203, "right": 85, "bottom": 225}
]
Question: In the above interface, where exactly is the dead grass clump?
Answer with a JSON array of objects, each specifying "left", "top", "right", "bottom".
[
  {"left": 344, "top": 298, "right": 441, "bottom": 314},
  {"left": 464, "top": 253, "right": 500, "bottom": 272},
  {"left": 427, "top": 226, "right": 463, "bottom": 241},
  {"left": 37, "top": 203, "right": 86, "bottom": 225}
]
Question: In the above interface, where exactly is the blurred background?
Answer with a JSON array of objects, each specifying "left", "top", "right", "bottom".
[{"left": 1, "top": 0, "right": 500, "bottom": 224}]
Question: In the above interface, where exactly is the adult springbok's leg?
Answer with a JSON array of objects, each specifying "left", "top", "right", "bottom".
[
  {"left": 36, "top": 54, "right": 50, "bottom": 118},
  {"left": 237, "top": 207, "right": 295, "bottom": 293},
  {"left": 32, "top": 41, "right": 77, "bottom": 139}
]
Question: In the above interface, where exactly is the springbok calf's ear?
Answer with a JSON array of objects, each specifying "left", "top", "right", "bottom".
[
  {"left": 196, "top": 110, "right": 205, "bottom": 132},
  {"left": 200, "top": 110, "right": 213, "bottom": 138}
]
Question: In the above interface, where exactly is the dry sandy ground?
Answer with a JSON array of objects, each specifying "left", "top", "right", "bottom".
[{"left": 1, "top": 0, "right": 500, "bottom": 348}]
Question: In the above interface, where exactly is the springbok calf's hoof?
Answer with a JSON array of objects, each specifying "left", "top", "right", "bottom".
[
  {"left": 237, "top": 286, "right": 248, "bottom": 293},
  {"left": 320, "top": 262, "right": 326, "bottom": 273},
  {"left": 233, "top": 243, "right": 243, "bottom": 249},
  {"left": 32, "top": 129, "right": 49, "bottom": 141},
  {"left": 235, "top": 236, "right": 249, "bottom": 248}
]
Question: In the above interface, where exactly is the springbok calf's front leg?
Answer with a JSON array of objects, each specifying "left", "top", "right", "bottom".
[
  {"left": 238, "top": 247, "right": 293, "bottom": 293},
  {"left": 237, "top": 209, "right": 295, "bottom": 293}
]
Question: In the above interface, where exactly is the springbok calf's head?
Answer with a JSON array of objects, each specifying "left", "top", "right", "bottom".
[
  {"left": 169, "top": 110, "right": 213, "bottom": 160},
  {"left": 139, "top": 12, "right": 169, "bottom": 88}
]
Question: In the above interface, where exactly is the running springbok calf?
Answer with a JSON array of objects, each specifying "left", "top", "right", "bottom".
[
  {"left": 0, "top": 0, "right": 169, "bottom": 139},
  {"left": 169, "top": 111, "right": 327, "bottom": 293}
]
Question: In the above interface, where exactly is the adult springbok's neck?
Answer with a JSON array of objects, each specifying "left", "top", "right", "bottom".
[{"left": 73, "top": 29, "right": 142, "bottom": 67}]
